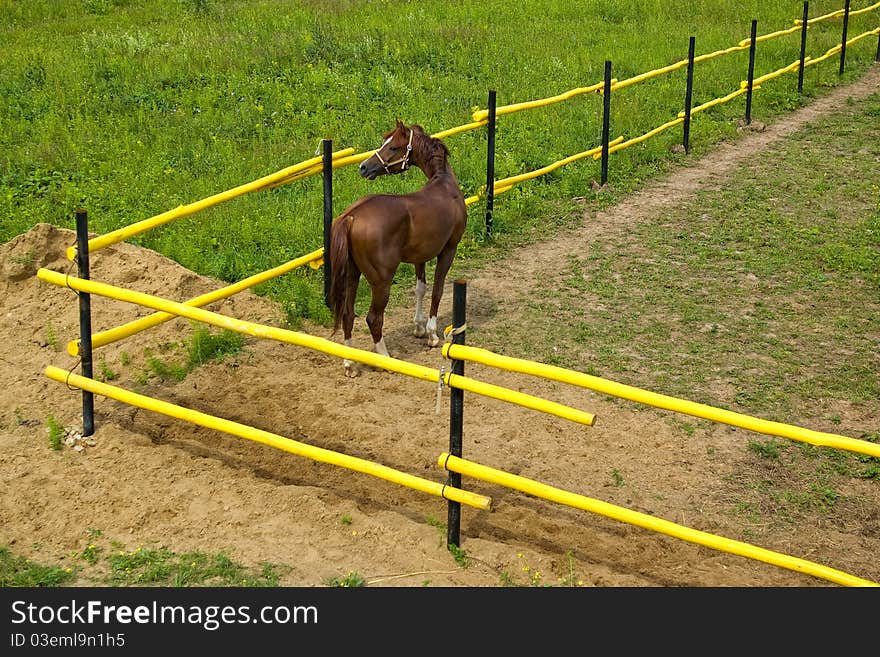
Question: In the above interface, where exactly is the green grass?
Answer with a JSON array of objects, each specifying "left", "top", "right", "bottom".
[
  {"left": 425, "top": 514, "right": 471, "bottom": 567},
  {"left": 0, "top": 537, "right": 285, "bottom": 587},
  {"left": 106, "top": 547, "right": 281, "bottom": 587},
  {"left": 326, "top": 571, "right": 365, "bottom": 587},
  {"left": 145, "top": 351, "right": 189, "bottom": 382},
  {"left": 44, "top": 321, "right": 60, "bottom": 352},
  {"left": 749, "top": 439, "right": 783, "bottom": 460},
  {"left": 0, "top": 546, "right": 75, "bottom": 587},
  {"left": 97, "top": 355, "right": 119, "bottom": 381},
  {"left": 2, "top": 1, "right": 876, "bottom": 323},
  {"left": 186, "top": 324, "right": 246, "bottom": 367},
  {"left": 46, "top": 413, "right": 64, "bottom": 450},
  {"left": 135, "top": 323, "right": 247, "bottom": 383},
  {"left": 725, "top": 434, "right": 880, "bottom": 535},
  {"left": 505, "top": 92, "right": 880, "bottom": 427}
]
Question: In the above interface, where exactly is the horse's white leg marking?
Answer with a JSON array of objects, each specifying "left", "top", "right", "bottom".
[
  {"left": 413, "top": 278, "right": 427, "bottom": 337},
  {"left": 374, "top": 337, "right": 390, "bottom": 358},
  {"left": 425, "top": 316, "right": 440, "bottom": 347},
  {"left": 343, "top": 338, "right": 359, "bottom": 378}
]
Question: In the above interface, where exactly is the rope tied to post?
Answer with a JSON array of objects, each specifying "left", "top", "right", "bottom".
[
  {"left": 435, "top": 365, "right": 445, "bottom": 415},
  {"left": 443, "top": 323, "right": 467, "bottom": 342},
  {"left": 436, "top": 323, "right": 466, "bottom": 414},
  {"left": 65, "top": 358, "right": 82, "bottom": 391},
  {"left": 434, "top": 323, "right": 467, "bottom": 415},
  {"left": 439, "top": 452, "right": 454, "bottom": 500},
  {"left": 65, "top": 253, "right": 81, "bottom": 297}
]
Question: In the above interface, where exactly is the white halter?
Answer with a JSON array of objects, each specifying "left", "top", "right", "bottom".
[{"left": 373, "top": 129, "right": 413, "bottom": 173}]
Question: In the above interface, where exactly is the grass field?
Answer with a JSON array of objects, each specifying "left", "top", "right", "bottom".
[
  {"left": 2, "top": 0, "right": 878, "bottom": 322},
  {"left": 481, "top": 92, "right": 880, "bottom": 425}
]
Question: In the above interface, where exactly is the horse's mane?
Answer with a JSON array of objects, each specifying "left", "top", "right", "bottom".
[{"left": 410, "top": 124, "right": 450, "bottom": 162}]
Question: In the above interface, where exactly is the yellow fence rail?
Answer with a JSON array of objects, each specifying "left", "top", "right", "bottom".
[
  {"left": 67, "top": 248, "right": 324, "bottom": 356},
  {"left": 806, "top": 26, "right": 880, "bottom": 68},
  {"left": 442, "top": 343, "right": 880, "bottom": 459},
  {"left": 472, "top": 3, "right": 876, "bottom": 121},
  {"left": 470, "top": 30, "right": 879, "bottom": 199},
  {"left": 463, "top": 137, "right": 625, "bottom": 206},
  {"left": 39, "top": 268, "right": 597, "bottom": 428},
  {"left": 66, "top": 147, "right": 355, "bottom": 260},
  {"left": 437, "top": 452, "right": 878, "bottom": 587},
  {"left": 802, "top": 1, "right": 880, "bottom": 25},
  {"left": 66, "top": 4, "right": 879, "bottom": 255},
  {"left": 43, "top": 365, "right": 491, "bottom": 510}
]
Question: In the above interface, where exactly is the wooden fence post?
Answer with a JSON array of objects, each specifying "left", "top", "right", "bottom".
[
  {"left": 839, "top": 0, "right": 851, "bottom": 75},
  {"left": 600, "top": 60, "right": 612, "bottom": 186},
  {"left": 798, "top": 2, "right": 809, "bottom": 94},
  {"left": 75, "top": 209, "right": 94, "bottom": 437},
  {"left": 446, "top": 279, "right": 467, "bottom": 548},
  {"left": 322, "top": 138, "right": 333, "bottom": 308},
  {"left": 484, "top": 90, "right": 497, "bottom": 238},
  {"left": 683, "top": 37, "right": 696, "bottom": 154},
  {"left": 745, "top": 19, "right": 758, "bottom": 125}
]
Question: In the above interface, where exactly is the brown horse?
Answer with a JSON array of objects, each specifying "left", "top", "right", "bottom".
[{"left": 328, "top": 120, "right": 467, "bottom": 377}]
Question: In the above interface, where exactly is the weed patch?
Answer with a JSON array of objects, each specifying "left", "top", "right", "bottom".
[
  {"left": 46, "top": 414, "right": 64, "bottom": 451},
  {"left": 0, "top": 547, "right": 74, "bottom": 587},
  {"left": 0, "top": 536, "right": 285, "bottom": 588}
]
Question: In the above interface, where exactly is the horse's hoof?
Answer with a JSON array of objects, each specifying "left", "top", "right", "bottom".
[
  {"left": 344, "top": 365, "right": 360, "bottom": 378},
  {"left": 426, "top": 334, "right": 441, "bottom": 348},
  {"left": 413, "top": 325, "right": 427, "bottom": 338}
]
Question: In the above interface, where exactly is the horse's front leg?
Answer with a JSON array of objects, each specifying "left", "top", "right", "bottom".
[
  {"left": 425, "top": 247, "right": 457, "bottom": 348},
  {"left": 412, "top": 263, "right": 428, "bottom": 338}
]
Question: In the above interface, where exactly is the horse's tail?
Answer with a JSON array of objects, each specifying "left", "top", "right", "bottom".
[{"left": 328, "top": 214, "right": 357, "bottom": 335}]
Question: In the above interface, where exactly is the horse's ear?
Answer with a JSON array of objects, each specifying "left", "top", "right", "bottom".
[{"left": 395, "top": 117, "right": 405, "bottom": 131}]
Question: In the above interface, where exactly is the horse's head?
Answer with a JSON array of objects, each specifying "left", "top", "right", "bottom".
[{"left": 359, "top": 119, "right": 414, "bottom": 180}]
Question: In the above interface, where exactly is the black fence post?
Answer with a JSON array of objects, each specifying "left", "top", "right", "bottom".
[
  {"left": 876, "top": 28, "right": 880, "bottom": 62},
  {"left": 75, "top": 209, "right": 94, "bottom": 437},
  {"left": 446, "top": 279, "right": 467, "bottom": 549},
  {"left": 600, "top": 60, "right": 612, "bottom": 186},
  {"left": 322, "top": 138, "right": 333, "bottom": 308},
  {"left": 839, "top": 0, "right": 851, "bottom": 76},
  {"left": 484, "top": 90, "right": 496, "bottom": 238},
  {"left": 798, "top": 2, "right": 809, "bottom": 94},
  {"left": 683, "top": 36, "right": 696, "bottom": 154},
  {"left": 745, "top": 19, "right": 758, "bottom": 125}
]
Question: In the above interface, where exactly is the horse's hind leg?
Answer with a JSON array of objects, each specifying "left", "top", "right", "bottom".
[
  {"left": 366, "top": 281, "right": 391, "bottom": 360},
  {"left": 425, "top": 246, "right": 457, "bottom": 347},
  {"left": 341, "top": 265, "right": 361, "bottom": 378},
  {"left": 412, "top": 263, "right": 428, "bottom": 338}
]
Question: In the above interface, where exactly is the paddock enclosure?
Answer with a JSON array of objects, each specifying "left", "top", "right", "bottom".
[{"left": 3, "top": 3, "right": 879, "bottom": 587}]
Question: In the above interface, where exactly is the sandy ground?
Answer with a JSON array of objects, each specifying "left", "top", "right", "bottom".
[{"left": 1, "top": 65, "right": 878, "bottom": 588}]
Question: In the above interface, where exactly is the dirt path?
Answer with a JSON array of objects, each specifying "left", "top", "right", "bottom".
[{"left": 1, "top": 64, "right": 877, "bottom": 588}]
